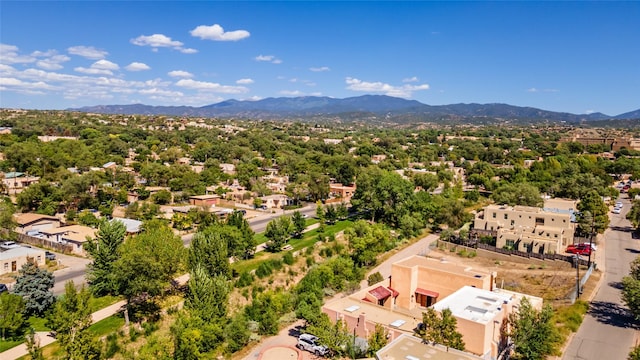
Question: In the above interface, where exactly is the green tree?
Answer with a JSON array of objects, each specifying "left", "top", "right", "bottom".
[
  {"left": 113, "top": 223, "right": 185, "bottom": 323},
  {"left": 491, "top": 182, "right": 543, "bottom": 207},
  {"left": 47, "top": 281, "right": 102, "bottom": 360},
  {"left": 417, "top": 308, "right": 465, "bottom": 351},
  {"left": 186, "top": 265, "right": 230, "bottom": 323},
  {"left": 0, "top": 199, "right": 17, "bottom": 240},
  {"left": 264, "top": 216, "right": 293, "bottom": 252},
  {"left": 307, "top": 315, "right": 352, "bottom": 357},
  {"left": 84, "top": 219, "right": 127, "bottom": 296},
  {"left": 629, "top": 344, "right": 640, "bottom": 360},
  {"left": 622, "top": 257, "right": 640, "bottom": 321},
  {"left": 12, "top": 261, "right": 55, "bottom": 316},
  {"left": 226, "top": 211, "right": 256, "bottom": 259},
  {"left": 25, "top": 328, "right": 45, "bottom": 360},
  {"left": 0, "top": 292, "right": 26, "bottom": 340},
  {"left": 225, "top": 313, "right": 251, "bottom": 353},
  {"left": 292, "top": 210, "right": 306, "bottom": 237},
  {"left": 188, "top": 225, "right": 232, "bottom": 277},
  {"left": 367, "top": 324, "right": 389, "bottom": 356},
  {"left": 508, "top": 297, "right": 559, "bottom": 360},
  {"left": 577, "top": 190, "right": 610, "bottom": 233}
]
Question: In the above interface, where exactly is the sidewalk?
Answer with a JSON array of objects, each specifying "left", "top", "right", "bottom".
[{"left": 0, "top": 300, "right": 127, "bottom": 360}]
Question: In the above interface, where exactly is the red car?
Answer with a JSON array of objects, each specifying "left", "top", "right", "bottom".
[{"left": 566, "top": 244, "right": 592, "bottom": 256}]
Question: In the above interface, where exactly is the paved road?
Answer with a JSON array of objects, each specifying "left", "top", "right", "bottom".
[{"left": 562, "top": 194, "right": 640, "bottom": 360}]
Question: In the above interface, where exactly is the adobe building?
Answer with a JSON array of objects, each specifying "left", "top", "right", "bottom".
[
  {"left": 376, "top": 333, "right": 484, "bottom": 360},
  {"left": 329, "top": 183, "right": 357, "bottom": 203},
  {"left": 1, "top": 247, "right": 46, "bottom": 275},
  {"left": 189, "top": 194, "right": 220, "bottom": 207},
  {"left": 14, "top": 213, "right": 62, "bottom": 234},
  {"left": 473, "top": 202, "right": 575, "bottom": 254},
  {"left": 38, "top": 224, "right": 96, "bottom": 256},
  {"left": 322, "top": 255, "right": 541, "bottom": 360}
]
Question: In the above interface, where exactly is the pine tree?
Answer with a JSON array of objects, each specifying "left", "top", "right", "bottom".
[{"left": 12, "top": 261, "right": 55, "bottom": 316}]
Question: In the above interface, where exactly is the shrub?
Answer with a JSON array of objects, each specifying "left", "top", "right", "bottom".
[
  {"left": 367, "top": 272, "right": 384, "bottom": 286},
  {"left": 236, "top": 271, "right": 255, "bottom": 287},
  {"left": 283, "top": 252, "right": 295, "bottom": 265},
  {"left": 255, "top": 262, "right": 273, "bottom": 278}
]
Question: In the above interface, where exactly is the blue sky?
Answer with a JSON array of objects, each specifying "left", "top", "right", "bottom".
[{"left": 1, "top": 1, "right": 639, "bottom": 115}]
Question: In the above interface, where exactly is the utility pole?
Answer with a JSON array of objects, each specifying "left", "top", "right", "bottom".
[
  {"left": 575, "top": 255, "right": 581, "bottom": 299},
  {"left": 587, "top": 215, "right": 594, "bottom": 268}
]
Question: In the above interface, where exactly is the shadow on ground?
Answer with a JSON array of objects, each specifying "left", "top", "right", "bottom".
[
  {"left": 588, "top": 301, "right": 638, "bottom": 329},
  {"left": 288, "top": 325, "right": 304, "bottom": 338},
  {"left": 608, "top": 281, "right": 624, "bottom": 290}
]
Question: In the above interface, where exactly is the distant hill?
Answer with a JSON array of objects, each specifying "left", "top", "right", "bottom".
[{"left": 69, "top": 95, "right": 640, "bottom": 123}]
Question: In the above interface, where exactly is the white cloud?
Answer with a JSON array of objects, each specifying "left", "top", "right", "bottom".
[
  {"left": 92, "top": 59, "right": 119, "bottom": 70},
  {"left": 289, "top": 78, "right": 298, "bottom": 83},
  {"left": 74, "top": 67, "right": 114, "bottom": 76},
  {"left": 67, "top": 46, "right": 108, "bottom": 59},
  {"left": 402, "top": 76, "right": 419, "bottom": 83},
  {"left": 132, "top": 34, "right": 182, "bottom": 48},
  {"left": 279, "top": 90, "right": 304, "bottom": 96},
  {"left": 190, "top": 24, "right": 250, "bottom": 41},
  {"left": 255, "top": 55, "right": 281, "bottom": 64},
  {"left": 131, "top": 34, "right": 196, "bottom": 53},
  {"left": 236, "top": 78, "right": 254, "bottom": 84},
  {"left": 125, "top": 62, "right": 151, "bottom": 71},
  {"left": 168, "top": 70, "right": 194, "bottom": 78},
  {"left": 0, "top": 44, "right": 36, "bottom": 64},
  {"left": 345, "top": 77, "right": 429, "bottom": 98},
  {"left": 36, "top": 54, "right": 70, "bottom": 70},
  {"left": 0, "top": 76, "right": 54, "bottom": 90},
  {"left": 175, "top": 79, "right": 248, "bottom": 94},
  {"left": 310, "top": 66, "right": 330, "bottom": 72},
  {"left": 527, "top": 87, "right": 559, "bottom": 93},
  {"left": 74, "top": 59, "right": 119, "bottom": 75},
  {"left": 585, "top": 110, "right": 596, "bottom": 114}
]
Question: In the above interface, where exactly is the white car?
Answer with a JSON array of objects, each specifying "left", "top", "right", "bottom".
[
  {"left": 0, "top": 241, "right": 20, "bottom": 250},
  {"left": 297, "top": 334, "right": 329, "bottom": 356},
  {"left": 615, "top": 201, "right": 623, "bottom": 208},
  {"left": 612, "top": 208, "right": 621, "bottom": 214}
]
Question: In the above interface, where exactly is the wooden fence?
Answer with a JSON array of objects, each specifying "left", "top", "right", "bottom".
[{"left": 16, "top": 233, "right": 74, "bottom": 254}]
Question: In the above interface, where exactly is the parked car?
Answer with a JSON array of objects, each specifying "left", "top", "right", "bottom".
[
  {"left": 0, "top": 241, "right": 20, "bottom": 250},
  {"left": 297, "top": 334, "right": 329, "bottom": 356},
  {"left": 566, "top": 244, "right": 592, "bottom": 256},
  {"left": 580, "top": 243, "right": 597, "bottom": 251},
  {"left": 45, "top": 251, "right": 56, "bottom": 261},
  {"left": 0, "top": 284, "right": 8, "bottom": 293},
  {"left": 616, "top": 201, "right": 623, "bottom": 208},
  {"left": 613, "top": 208, "right": 621, "bottom": 214}
]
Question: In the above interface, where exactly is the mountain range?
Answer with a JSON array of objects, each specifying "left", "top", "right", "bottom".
[{"left": 70, "top": 95, "right": 640, "bottom": 123}]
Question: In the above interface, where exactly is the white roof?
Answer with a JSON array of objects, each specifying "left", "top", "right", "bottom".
[
  {"left": 111, "top": 217, "right": 142, "bottom": 233},
  {"left": 432, "top": 286, "right": 513, "bottom": 325},
  {"left": 0, "top": 247, "right": 45, "bottom": 260}
]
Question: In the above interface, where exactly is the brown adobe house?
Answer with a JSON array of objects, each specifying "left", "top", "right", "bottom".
[{"left": 14, "top": 213, "right": 62, "bottom": 234}]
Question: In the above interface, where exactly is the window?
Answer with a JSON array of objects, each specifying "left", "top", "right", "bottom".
[
  {"left": 504, "top": 214, "right": 508, "bottom": 220},
  {"left": 535, "top": 217, "right": 544, "bottom": 226},
  {"left": 3, "top": 263, "right": 7, "bottom": 270},
  {"left": 511, "top": 220, "right": 515, "bottom": 226},
  {"left": 492, "top": 212, "right": 496, "bottom": 218}
]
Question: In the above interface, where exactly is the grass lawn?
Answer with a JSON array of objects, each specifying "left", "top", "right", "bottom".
[
  {"left": 88, "top": 315, "right": 125, "bottom": 337},
  {"left": 27, "top": 316, "right": 51, "bottom": 332},
  {"left": 89, "top": 295, "right": 122, "bottom": 312},
  {"left": 0, "top": 339, "right": 23, "bottom": 352}
]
